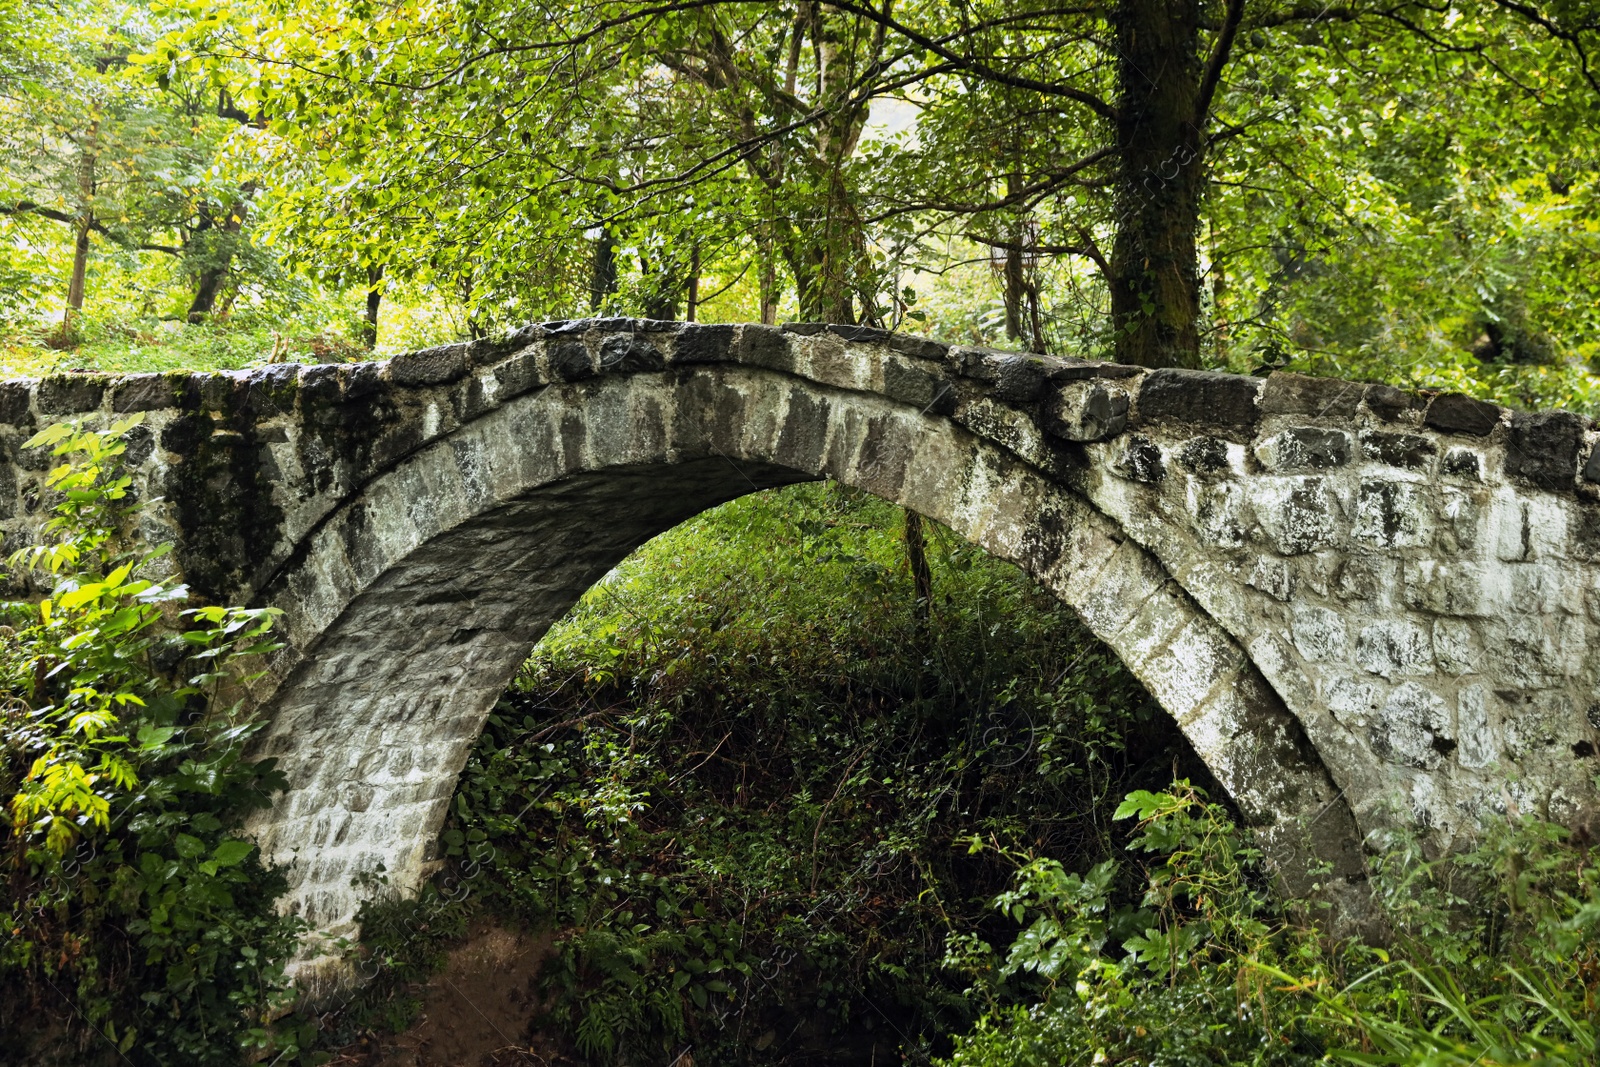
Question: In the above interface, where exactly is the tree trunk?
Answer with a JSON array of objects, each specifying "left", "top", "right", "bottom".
[
  {"left": 639, "top": 252, "right": 681, "bottom": 321},
  {"left": 759, "top": 245, "right": 778, "bottom": 325},
  {"left": 187, "top": 197, "right": 250, "bottom": 324},
  {"left": 590, "top": 228, "right": 616, "bottom": 312},
  {"left": 904, "top": 509, "right": 932, "bottom": 629},
  {"left": 1004, "top": 245, "right": 1026, "bottom": 345},
  {"left": 1108, "top": 0, "right": 1205, "bottom": 369},
  {"left": 686, "top": 243, "right": 700, "bottom": 322},
  {"left": 1209, "top": 217, "right": 1228, "bottom": 361},
  {"left": 64, "top": 216, "right": 90, "bottom": 329},
  {"left": 187, "top": 268, "right": 226, "bottom": 324},
  {"left": 62, "top": 127, "right": 97, "bottom": 333},
  {"left": 362, "top": 263, "right": 384, "bottom": 349}
]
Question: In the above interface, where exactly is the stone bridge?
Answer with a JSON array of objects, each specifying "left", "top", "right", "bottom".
[{"left": 2, "top": 320, "right": 1598, "bottom": 989}]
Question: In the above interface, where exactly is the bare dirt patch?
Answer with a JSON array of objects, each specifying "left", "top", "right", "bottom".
[{"left": 330, "top": 924, "right": 579, "bottom": 1067}]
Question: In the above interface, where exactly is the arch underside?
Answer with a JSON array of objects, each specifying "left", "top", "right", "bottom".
[{"left": 246, "top": 365, "right": 1370, "bottom": 994}]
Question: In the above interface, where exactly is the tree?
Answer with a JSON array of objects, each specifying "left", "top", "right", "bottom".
[
  {"left": 172, "top": 0, "right": 1600, "bottom": 374},
  {"left": 0, "top": 2, "right": 263, "bottom": 334}
]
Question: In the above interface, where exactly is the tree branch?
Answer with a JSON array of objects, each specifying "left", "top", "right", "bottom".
[
  {"left": 1195, "top": 0, "right": 1246, "bottom": 132},
  {"left": 1, "top": 201, "right": 183, "bottom": 256}
]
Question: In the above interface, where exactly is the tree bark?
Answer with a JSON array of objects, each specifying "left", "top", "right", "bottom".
[
  {"left": 62, "top": 125, "right": 97, "bottom": 333},
  {"left": 686, "top": 243, "right": 700, "bottom": 322},
  {"left": 759, "top": 233, "right": 779, "bottom": 325},
  {"left": 904, "top": 509, "right": 932, "bottom": 629},
  {"left": 64, "top": 216, "right": 90, "bottom": 328},
  {"left": 1108, "top": 0, "right": 1205, "bottom": 369},
  {"left": 362, "top": 263, "right": 384, "bottom": 349},
  {"left": 590, "top": 228, "right": 616, "bottom": 311},
  {"left": 1001, "top": 163, "right": 1027, "bottom": 343}
]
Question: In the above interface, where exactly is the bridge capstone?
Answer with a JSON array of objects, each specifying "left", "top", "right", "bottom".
[{"left": 2, "top": 320, "right": 1597, "bottom": 995}]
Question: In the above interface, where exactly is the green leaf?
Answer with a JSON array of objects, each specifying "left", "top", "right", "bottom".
[{"left": 210, "top": 839, "right": 254, "bottom": 868}]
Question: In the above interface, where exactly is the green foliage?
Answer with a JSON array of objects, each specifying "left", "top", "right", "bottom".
[
  {"left": 943, "top": 785, "right": 1600, "bottom": 1067},
  {"left": 0, "top": 418, "right": 304, "bottom": 1066}
]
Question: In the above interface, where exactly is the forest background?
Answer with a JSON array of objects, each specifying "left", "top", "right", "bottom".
[{"left": 2, "top": 1, "right": 1600, "bottom": 1065}]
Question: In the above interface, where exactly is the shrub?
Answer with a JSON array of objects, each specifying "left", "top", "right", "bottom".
[
  {"left": 0, "top": 416, "right": 306, "bottom": 1066},
  {"left": 943, "top": 784, "right": 1600, "bottom": 1067}
]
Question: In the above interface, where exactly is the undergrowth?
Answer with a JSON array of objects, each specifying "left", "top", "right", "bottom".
[
  {"left": 338, "top": 482, "right": 1211, "bottom": 1064},
  {"left": 943, "top": 785, "right": 1599, "bottom": 1067}
]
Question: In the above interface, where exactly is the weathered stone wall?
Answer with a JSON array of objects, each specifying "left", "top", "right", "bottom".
[{"left": 1, "top": 319, "right": 1596, "bottom": 995}]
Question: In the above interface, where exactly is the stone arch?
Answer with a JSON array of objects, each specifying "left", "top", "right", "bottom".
[{"left": 241, "top": 359, "right": 1364, "bottom": 992}]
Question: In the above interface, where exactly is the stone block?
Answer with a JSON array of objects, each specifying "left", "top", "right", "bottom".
[
  {"left": 1045, "top": 382, "right": 1128, "bottom": 442},
  {"left": 543, "top": 340, "right": 593, "bottom": 382},
  {"left": 734, "top": 325, "right": 793, "bottom": 372},
  {"left": 1360, "top": 430, "right": 1435, "bottom": 470},
  {"left": 1354, "top": 480, "right": 1429, "bottom": 548},
  {"left": 1402, "top": 560, "right": 1502, "bottom": 618},
  {"left": 492, "top": 343, "right": 544, "bottom": 398},
  {"left": 597, "top": 334, "right": 665, "bottom": 373},
  {"left": 1355, "top": 619, "right": 1434, "bottom": 679},
  {"left": 1574, "top": 507, "right": 1600, "bottom": 563},
  {"left": 1586, "top": 442, "right": 1600, "bottom": 484},
  {"left": 1255, "top": 477, "right": 1337, "bottom": 555},
  {"left": 887, "top": 332, "right": 949, "bottom": 361},
  {"left": 1485, "top": 617, "right": 1562, "bottom": 688},
  {"left": 390, "top": 343, "right": 469, "bottom": 386},
  {"left": 1141, "top": 618, "right": 1243, "bottom": 720},
  {"left": 1365, "top": 384, "right": 1417, "bottom": 421},
  {"left": 1190, "top": 481, "right": 1247, "bottom": 548},
  {"left": 1044, "top": 358, "right": 1142, "bottom": 380},
  {"left": 672, "top": 324, "right": 735, "bottom": 364},
  {"left": 1178, "top": 435, "right": 1232, "bottom": 474},
  {"left": 1505, "top": 410, "right": 1586, "bottom": 491},
  {"left": 1442, "top": 448, "right": 1482, "bottom": 480},
  {"left": 1434, "top": 486, "right": 1482, "bottom": 556},
  {"left": 1324, "top": 676, "right": 1382, "bottom": 730},
  {"left": 1291, "top": 603, "right": 1347, "bottom": 661},
  {"left": 1425, "top": 393, "right": 1501, "bottom": 436},
  {"left": 111, "top": 373, "right": 178, "bottom": 413},
  {"left": 1257, "top": 427, "right": 1350, "bottom": 470},
  {"left": 828, "top": 324, "right": 891, "bottom": 344},
  {"left": 1248, "top": 555, "right": 1295, "bottom": 601},
  {"left": 1260, "top": 371, "right": 1363, "bottom": 416},
  {"left": 1114, "top": 434, "right": 1165, "bottom": 483},
  {"left": 1138, "top": 368, "right": 1261, "bottom": 434},
  {"left": 37, "top": 375, "right": 104, "bottom": 414},
  {"left": 1501, "top": 690, "right": 1575, "bottom": 759},
  {"left": 956, "top": 351, "right": 1046, "bottom": 404},
  {"left": 1074, "top": 542, "right": 1164, "bottom": 638},
  {"left": 1431, "top": 617, "right": 1480, "bottom": 674},
  {"left": 1248, "top": 633, "right": 1316, "bottom": 710},
  {"left": 1373, "top": 682, "right": 1452, "bottom": 769},
  {"left": 1457, "top": 685, "right": 1497, "bottom": 768},
  {"left": 0, "top": 382, "right": 31, "bottom": 425},
  {"left": 1487, "top": 495, "right": 1531, "bottom": 561},
  {"left": 882, "top": 358, "right": 954, "bottom": 413}
]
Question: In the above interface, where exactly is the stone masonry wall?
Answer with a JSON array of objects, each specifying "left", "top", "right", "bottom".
[{"left": 0, "top": 319, "right": 1595, "bottom": 995}]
